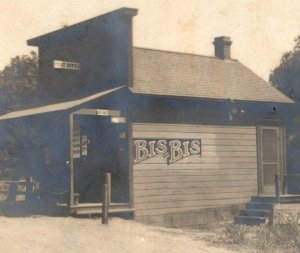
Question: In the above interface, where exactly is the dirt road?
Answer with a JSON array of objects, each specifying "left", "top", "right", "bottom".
[{"left": 0, "top": 216, "right": 244, "bottom": 253}]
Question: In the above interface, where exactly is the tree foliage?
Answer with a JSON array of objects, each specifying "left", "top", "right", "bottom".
[
  {"left": 0, "top": 51, "right": 39, "bottom": 113},
  {"left": 270, "top": 36, "right": 300, "bottom": 101},
  {"left": 0, "top": 52, "right": 41, "bottom": 180}
]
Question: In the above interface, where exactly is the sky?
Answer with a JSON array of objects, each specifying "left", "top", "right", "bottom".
[{"left": 1, "top": 0, "right": 300, "bottom": 81}]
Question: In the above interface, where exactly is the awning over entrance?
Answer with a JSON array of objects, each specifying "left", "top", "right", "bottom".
[{"left": 0, "top": 86, "right": 125, "bottom": 120}]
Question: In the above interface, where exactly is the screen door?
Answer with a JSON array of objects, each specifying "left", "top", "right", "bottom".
[{"left": 258, "top": 127, "right": 283, "bottom": 195}]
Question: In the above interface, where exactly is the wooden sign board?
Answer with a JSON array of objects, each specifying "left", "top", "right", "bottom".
[
  {"left": 96, "top": 109, "right": 110, "bottom": 116},
  {"left": 53, "top": 60, "right": 80, "bottom": 70},
  {"left": 111, "top": 117, "right": 126, "bottom": 124},
  {"left": 73, "top": 109, "right": 121, "bottom": 117}
]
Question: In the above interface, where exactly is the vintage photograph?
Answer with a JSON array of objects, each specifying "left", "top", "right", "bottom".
[{"left": 1, "top": 1, "right": 300, "bottom": 252}]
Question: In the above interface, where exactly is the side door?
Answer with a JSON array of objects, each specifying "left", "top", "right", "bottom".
[{"left": 257, "top": 126, "right": 284, "bottom": 195}]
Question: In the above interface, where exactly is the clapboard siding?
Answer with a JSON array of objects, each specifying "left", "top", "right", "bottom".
[
  {"left": 201, "top": 145, "right": 257, "bottom": 151},
  {"left": 135, "top": 185, "right": 258, "bottom": 197},
  {"left": 134, "top": 191, "right": 256, "bottom": 204},
  {"left": 136, "top": 204, "right": 244, "bottom": 228},
  {"left": 134, "top": 168, "right": 256, "bottom": 177},
  {"left": 201, "top": 151, "right": 256, "bottom": 157},
  {"left": 134, "top": 163, "right": 256, "bottom": 170},
  {"left": 133, "top": 180, "right": 257, "bottom": 190},
  {"left": 137, "top": 156, "right": 257, "bottom": 164},
  {"left": 201, "top": 139, "right": 256, "bottom": 145},
  {"left": 133, "top": 123, "right": 256, "bottom": 134},
  {"left": 135, "top": 199, "right": 250, "bottom": 216},
  {"left": 139, "top": 205, "right": 242, "bottom": 221},
  {"left": 134, "top": 174, "right": 257, "bottom": 184},
  {"left": 133, "top": 132, "right": 255, "bottom": 140},
  {"left": 135, "top": 205, "right": 235, "bottom": 217},
  {"left": 135, "top": 197, "right": 251, "bottom": 210},
  {"left": 132, "top": 123, "right": 258, "bottom": 226}
]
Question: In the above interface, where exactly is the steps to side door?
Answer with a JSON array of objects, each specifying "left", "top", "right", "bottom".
[{"left": 234, "top": 195, "right": 300, "bottom": 225}]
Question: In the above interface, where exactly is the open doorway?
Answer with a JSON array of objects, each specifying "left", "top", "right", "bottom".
[{"left": 70, "top": 109, "right": 129, "bottom": 205}]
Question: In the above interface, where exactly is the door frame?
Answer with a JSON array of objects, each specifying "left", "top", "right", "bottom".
[
  {"left": 68, "top": 108, "right": 123, "bottom": 206},
  {"left": 256, "top": 126, "right": 286, "bottom": 195}
]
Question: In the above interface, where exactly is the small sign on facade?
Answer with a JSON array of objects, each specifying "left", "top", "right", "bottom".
[
  {"left": 96, "top": 109, "right": 110, "bottom": 116},
  {"left": 53, "top": 60, "right": 80, "bottom": 70},
  {"left": 81, "top": 135, "right": 88, "bottom": 156},
  {"left": 111, "top": 117, "right": 126, "bottom": 124},
  {"left": 73, "top": 121, "right": 81, "bottom": 158}
]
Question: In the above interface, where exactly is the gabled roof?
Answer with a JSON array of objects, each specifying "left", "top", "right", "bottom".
[{"left": 131, "top": 47, "right": 294, "bottom": 103}]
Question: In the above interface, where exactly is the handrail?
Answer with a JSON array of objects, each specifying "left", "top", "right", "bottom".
[
  {"left": 275, "top": 174, "right": 300, "bottom": 176},
  {"left": 0, "top": 180, "right": 26, "bottom": 183},
  {"left": 275, "top": 173, "right": 300, "bottom": 199},
  {"left": 275, "top": 175, "right": 279, "bottom": 199}
]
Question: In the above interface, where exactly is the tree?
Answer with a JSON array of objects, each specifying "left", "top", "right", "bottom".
[
  {"left": 0, "top": 51, "right": 39, "bottom": 113},
  {"left": 270, "top": 36, "right": 300, "bottom": 102},
  {"left": 0, "top": 52, "right": 42, "bottom": 187}
]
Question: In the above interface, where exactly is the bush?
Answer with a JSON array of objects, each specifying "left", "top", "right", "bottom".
[
  {"left": 219, "top": 211, "right": 300, "bottom": 252},
  {"left": 222, "top": 224, "right": 249, "bottom": 245},
  {"left": 255, "top": 212, "right": 300, "bottom": 250}
]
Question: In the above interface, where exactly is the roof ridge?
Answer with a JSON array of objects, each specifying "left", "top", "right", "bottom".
[
  {"left": 28, "top": 7, "right": 138, "bottom": 45},
  {"left": 133, "top": 46, "right": 239, "bottom": 62}
]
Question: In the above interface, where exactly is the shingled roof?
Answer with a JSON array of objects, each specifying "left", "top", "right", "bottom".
[{"left": 131, "top": 47, "right": 293, "bottom": 103}]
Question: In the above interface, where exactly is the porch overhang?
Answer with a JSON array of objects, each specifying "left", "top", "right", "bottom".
[{"left": 0, "top": 86, "right": 125, "bottom": 120}]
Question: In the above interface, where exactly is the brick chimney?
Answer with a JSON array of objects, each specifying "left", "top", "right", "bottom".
[{"left": 213, "top": 36, "right": 232, "bottom": 60}]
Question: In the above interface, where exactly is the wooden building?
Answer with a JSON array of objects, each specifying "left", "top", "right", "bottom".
[{"left": 0, "top": 7, "right": 298, "bottom": 226}]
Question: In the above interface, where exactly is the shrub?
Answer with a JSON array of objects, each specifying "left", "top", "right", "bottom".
[
  {"left": 222, "top": 224, "right": 249, "bottom": 245},
  {"left": 219, "top": 211, "right": 300, "bottom": 252},
  {"left": 254, "top": 211, "right": 300, "bottom": 250}
]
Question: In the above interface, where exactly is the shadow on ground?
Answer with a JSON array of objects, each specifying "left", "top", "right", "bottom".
[{"left": 0, "top": 201, "right": 68, "bottom": 217}]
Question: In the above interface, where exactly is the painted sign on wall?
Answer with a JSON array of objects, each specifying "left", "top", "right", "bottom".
[{"left": 133, "top": 139, "right": 201, "bottom": 165}]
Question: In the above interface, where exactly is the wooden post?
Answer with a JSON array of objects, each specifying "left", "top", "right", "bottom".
[
  {"left": 102, "top": 184, "right": 109, "bottom": 224},
  {"left": 275, "top": 174, "right": 280, "bottom": 201},
  {"left": 25, "top": 176, "right": 33, "bottom": 202},
  {"left": 69, "top": 113, "right": 74, "bottom": 206},
  {"left": 104, "top": 173, "right": 111, "bottom": 206},
  {"left": 282, "top": 175, "right": 287, "bottom": 195},
  {"left": 128, "top": 123, "right": 134, "bottom": 211}
]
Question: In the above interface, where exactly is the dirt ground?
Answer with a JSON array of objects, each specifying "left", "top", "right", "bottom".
[{"left": 0, "top": 216, "right": 251, "bottom": 253}]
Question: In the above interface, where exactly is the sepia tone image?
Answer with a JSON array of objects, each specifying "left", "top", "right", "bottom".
[{"left": 1, "top": 1, "right": 300, "bottom": 252}]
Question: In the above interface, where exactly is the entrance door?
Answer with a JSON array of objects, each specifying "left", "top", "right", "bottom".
[{"left": 258, "top": 127, "right": 284, "bottom": 195}]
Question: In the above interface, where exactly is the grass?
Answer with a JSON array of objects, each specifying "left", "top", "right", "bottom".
[{"left": 213, "top": 211, "right": 300, "bottom": 252}]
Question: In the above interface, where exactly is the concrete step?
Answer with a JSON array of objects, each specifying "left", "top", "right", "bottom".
[
  {"left": 280, "top": 194, "right": 300, "bottom": 198},
  {"left": 279, "top": 199, "right": 300, "bottom": 204},
  {"left": 279, "top": 195, "right": 300, "bottom": 204},
  {"left": 246, "top": 202, "right": 274, "bottom": 210},
  {"left": 234, "top": 216, "right": 267, "bottom": 225},
  {"left": 251, "top": 196, "right": 278, "bottom": 204},
  {"left": 235, "top": 195, "right": 300, "bottom": 225},
  {"left": 240, "top": 209, "right": 272, "bottom": 217}
]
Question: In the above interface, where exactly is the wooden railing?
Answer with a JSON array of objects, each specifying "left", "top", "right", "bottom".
[
  {"left": 275, "top": 174, "right": 300, "bottom": 199},
  {"left": 0, "top": 178, "right": 38, "bottom": 201}
]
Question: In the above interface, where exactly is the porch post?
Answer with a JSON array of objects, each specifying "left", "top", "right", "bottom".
[
  {"left": 69, "top": 113, "right": 74, "bottom": 206},
  {"left": 275, "top": 174, "right": 280, "bottom": 200}
]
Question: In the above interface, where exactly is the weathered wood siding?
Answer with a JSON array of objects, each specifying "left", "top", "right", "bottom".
[{"left": 132, "top": 123, "right": 258, "bottom": 226}]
